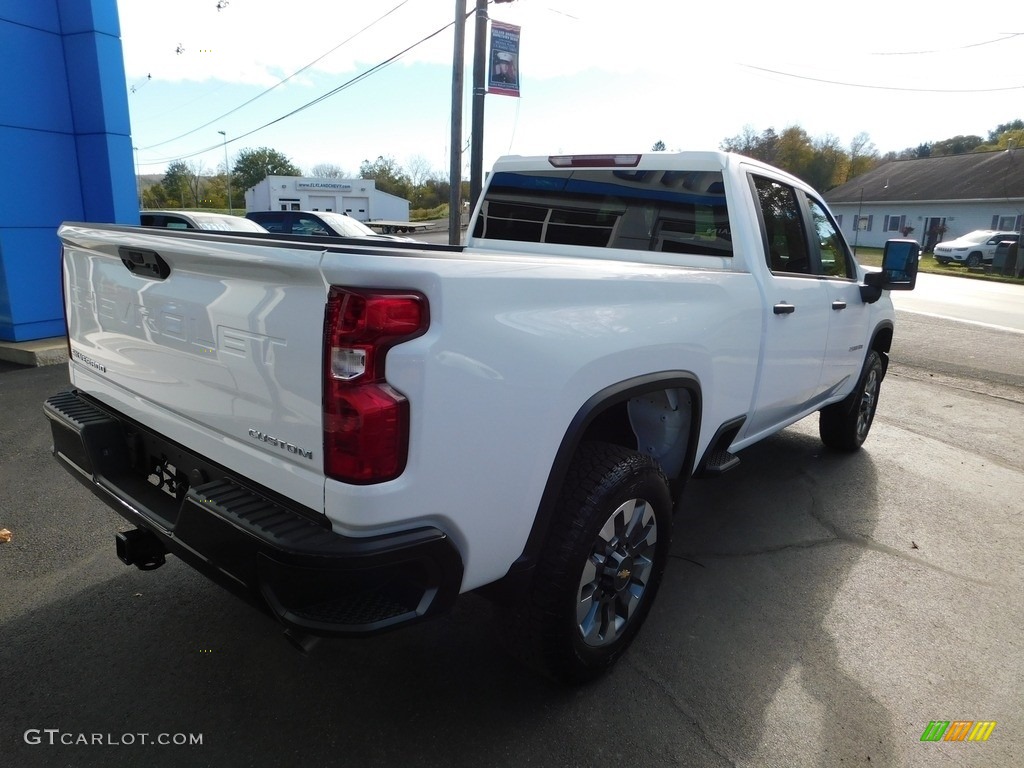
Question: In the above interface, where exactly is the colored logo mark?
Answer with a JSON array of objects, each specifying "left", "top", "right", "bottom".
[{"left": 920, "top": 721, "right": 996, "bottom": 742}]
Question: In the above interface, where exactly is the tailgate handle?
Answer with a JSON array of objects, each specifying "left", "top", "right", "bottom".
[{"left": 119, "top": 247, "right": 170, "bottom": 280}]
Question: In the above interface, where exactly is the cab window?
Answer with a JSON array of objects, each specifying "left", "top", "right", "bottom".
[
  {"left": 752, "top": 175, "right": 810, "bottom": 274},
  {"left": 807, "top": 198, "right": 855, "bottom": 278}
]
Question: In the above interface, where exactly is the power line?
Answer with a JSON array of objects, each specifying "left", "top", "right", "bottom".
[
  {"left": 140, "top": 0, "right": 412, "bottom": 150},
  {"left": 742, "top": 64, "right": 1024, "bottom": 93},
  {"left": 872, "top": 32, "right": 1024, "bottom": 56},
  {"left": 144, "top": 18, "right": 456, "bottom": 165}
]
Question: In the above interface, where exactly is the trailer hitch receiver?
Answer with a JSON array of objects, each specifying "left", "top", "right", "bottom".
[{"left": 116, "top": 529, "right": 167, "bottom": 571}]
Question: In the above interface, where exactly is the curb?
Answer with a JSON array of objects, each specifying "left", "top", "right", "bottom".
[{"left": 0, "top": 337, "right": 69, "bottom": 367}]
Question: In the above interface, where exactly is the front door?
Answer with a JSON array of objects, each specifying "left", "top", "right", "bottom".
[
  {"left": 806, "top": 196, "right": 870, "bottom": 394},
  {"left": 924, "top": 217, "right": 946, "bottom": 252}
]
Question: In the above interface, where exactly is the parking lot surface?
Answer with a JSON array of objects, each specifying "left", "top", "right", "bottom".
[{"left": 1, "top": 322, "right": 1021, "bottom": 767}]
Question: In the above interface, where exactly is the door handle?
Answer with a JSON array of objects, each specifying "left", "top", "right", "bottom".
[
  {"left": 831, "top": 300, "right": 847, "bottom": 311},
  {"left": 773, "top": 303, "right": 795, "bottom": 315}
]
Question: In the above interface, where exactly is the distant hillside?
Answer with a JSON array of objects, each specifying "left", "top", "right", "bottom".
[{"left": 138, "top": 174, "right": 164, "bottom": 191}]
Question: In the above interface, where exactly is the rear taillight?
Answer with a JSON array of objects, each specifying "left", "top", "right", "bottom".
[{"left": 323, "top": 287, "right": 428, "bottom": 484}]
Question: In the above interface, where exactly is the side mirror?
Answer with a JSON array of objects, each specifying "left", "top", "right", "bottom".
[{"left": 861, "top": 238, "right": 919, "bottom": 302}]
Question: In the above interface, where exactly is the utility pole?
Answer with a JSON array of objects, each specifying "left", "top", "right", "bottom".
[
  {"left": 218, "top": 130, "right": 233, "bottom": 213},
  {"left": 469, "top": 0, "right": 488, "bottom": 212},
  {"left": 448, "top": 1, "right": 467, "bottom": 245},
  {"left": 133, "top": 146, "right": 142, "bottom": 209}
]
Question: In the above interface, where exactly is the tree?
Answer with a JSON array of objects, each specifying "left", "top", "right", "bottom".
[
  {"left": 805, "top": 134, "right": 845, "bottom": 191},
  {"left": 846, "top": 132, "right": 879, "bottom": 182},
  {"left": 406, "top": 155, "right": 435, "bottom": 188},
  {"left": 183, "top": 160, "right": 207, "bottom": 207},
  {"left": 721, "top": 126, "right": 779, "bottom": 164},
  {"left": 988, "top": 120, "right": 1024, "bottom": 144},
  {"left": 204, "top": 173, "right": 229, "bottom": 209},
  {"left": 651, "top": 140, "right": 666, "bottom": 152},
  {"left": 142, "top": 183, "right": 172, "bottom": 209},
  {"left": 774, "top": 126, "right": 814, "bottom": 182},
  {"left": 232, "top": 147, "right": 302, "bottom": 193},
  {"left": 310, "top": 162, "right": 346, "bottom": 178},
  {"left": 160, "top": 160, "right": 192, "bottom": 207},
  {"left": 929, "top": 135, "right": 984, "bottom": 157},
  {"left": 359, "top": 155, "right": 411, "bottom": 199}
]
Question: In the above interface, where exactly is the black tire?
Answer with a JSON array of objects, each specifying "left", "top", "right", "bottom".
[
  {"left": 819, "top": 350, "right": 885, "bottom": 451},
  {"left": 966, "top": 252, "right": 982, "bottom": 268},
  {"left": 935, "top": 258, "right": 949, "bottom": 266},
  {"left": 499, "top": 442, "right": 673, "bottom": 683}
]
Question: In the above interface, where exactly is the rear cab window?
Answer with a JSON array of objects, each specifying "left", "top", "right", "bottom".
[{"left": 472, "top": 168, "right": 732, "bottom": 258}]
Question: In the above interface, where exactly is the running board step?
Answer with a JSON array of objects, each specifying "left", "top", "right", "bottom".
[{"left": 700, "top": 449, "right": 740, "bottom": 476}]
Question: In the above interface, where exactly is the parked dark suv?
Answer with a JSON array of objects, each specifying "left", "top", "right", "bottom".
[{"left": 245, "top": 211, "right": 411, "bottom": 240}]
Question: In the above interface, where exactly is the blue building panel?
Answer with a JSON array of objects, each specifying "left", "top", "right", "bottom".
[
  {"left": 0, "top": 0, "right": 134, "bottom": 342},
  {"left": 1, "top": 2, "right": 60, "bottom": 30},
  {"left": 76, "top": 133, "right": 139, "bottom": 222},
  {"left": 57, "top": 0, "right": 122, "bottom": 36},
  {"left": 0, "top": 229, "right": 66, "bottom": 341},
  {"left": 0, "top": 23, "right": 75, "bottom": 133},
  {"left": 63, "top": 29, "right": 133, "bottom": 136},
  {"left": 0, "top": 128, "right": 84, "bottom": 228}
]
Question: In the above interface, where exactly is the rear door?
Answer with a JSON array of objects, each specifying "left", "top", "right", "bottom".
[{"left": 742, "top": 173, "right": 830, "bottom": 439}]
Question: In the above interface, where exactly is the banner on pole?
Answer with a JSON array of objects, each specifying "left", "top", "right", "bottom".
[{"left": 488, "top": 21, "right": 520, "bottom": 97}]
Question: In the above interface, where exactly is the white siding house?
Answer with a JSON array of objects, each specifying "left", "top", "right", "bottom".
[{"left": 824, "top": 150, "right": 1024, "bottom": 252}]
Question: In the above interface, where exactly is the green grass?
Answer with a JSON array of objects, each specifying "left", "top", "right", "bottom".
[{"left": 853, "top": 248, "right": 1024, "bottom": 284}]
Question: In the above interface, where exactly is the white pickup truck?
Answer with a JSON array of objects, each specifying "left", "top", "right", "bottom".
[{"left": 46, "top": 152, "right": 918, "bottom": 682}]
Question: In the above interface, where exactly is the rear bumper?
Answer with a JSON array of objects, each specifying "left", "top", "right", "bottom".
[{"left": 44, "top": 389, "right": 463, "bottom": 637}]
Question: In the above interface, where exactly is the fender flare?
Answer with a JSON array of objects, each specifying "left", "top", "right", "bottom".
[{"left": 487, "top": 372, "right": 702, "bottom": 596}]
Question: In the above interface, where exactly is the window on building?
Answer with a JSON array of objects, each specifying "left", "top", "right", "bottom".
[
  {"left": 994, "top": 215, "right": 1020, "bottom": 231},
  {"left": 884, "top": 214, "right": 905, "bottom": 232}
]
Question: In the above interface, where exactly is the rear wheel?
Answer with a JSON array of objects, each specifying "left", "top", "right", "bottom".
[
  {"left": 499, "top": 442, "right": 673, "bottom": 683},
  {"left": 819, "top": 350, "right": 884, "bottom": 451}
]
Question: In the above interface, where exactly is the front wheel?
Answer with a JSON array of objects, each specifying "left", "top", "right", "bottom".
[
  {"left": 819, "top": 350, "right": 885, "bottom": 451},
  {"left": 966, "top": 253, "right": 982, "bottom": 267},
  {"left": 498, "top": 442, "right": 673, "bottom": 683}
]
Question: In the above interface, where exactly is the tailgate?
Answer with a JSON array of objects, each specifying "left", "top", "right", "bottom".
[{"left": 58, "top": 224, "right": 328, "bottom": 513}]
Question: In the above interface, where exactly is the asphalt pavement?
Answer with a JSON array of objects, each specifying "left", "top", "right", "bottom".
[{"left": 1, "top": 317, "right": 1021, "bottom": 767}]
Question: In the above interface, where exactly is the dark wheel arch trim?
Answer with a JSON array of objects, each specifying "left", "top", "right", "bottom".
[
  {"left": 482, "top": 372, "right": 701, "bottom": 599},
  {"left": 870, "top": 320, "right": 894, "bottom": 377}
]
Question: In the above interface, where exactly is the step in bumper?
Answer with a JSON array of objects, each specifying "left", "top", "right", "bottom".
[{"left": 44, "top": 389, "right": 464, "bottom": 637}]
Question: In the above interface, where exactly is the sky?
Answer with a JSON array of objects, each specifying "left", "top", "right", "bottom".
[{"left": 119, "top": 0, "right": 1024, "bottom": 181}]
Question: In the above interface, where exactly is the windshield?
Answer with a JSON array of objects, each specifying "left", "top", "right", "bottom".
[
  {"left": 192, "top": 214, "right": 266, "bottom": 232},
  {"left": 473, "top": 168, "right": 731, "bottom": 256},
  {"left": 317, "top": 212, "right": 377, "bottom": 237}
]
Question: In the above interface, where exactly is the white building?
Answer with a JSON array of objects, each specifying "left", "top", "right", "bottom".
[
  {"left": 825, "top": 151, "right": 1024, "bottom": 252},
  {"left": 245, "top": 176, "right": 410, "bottom": 222}
]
